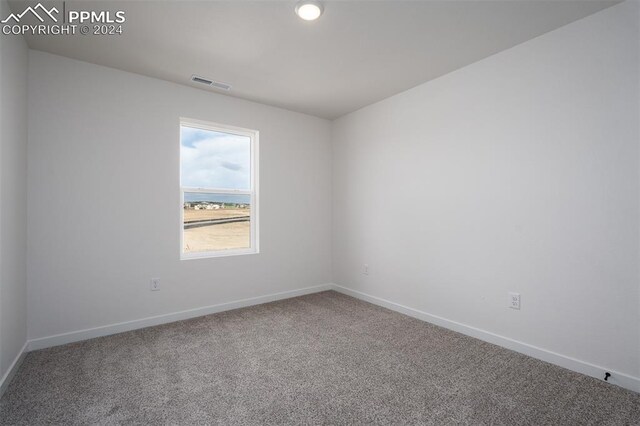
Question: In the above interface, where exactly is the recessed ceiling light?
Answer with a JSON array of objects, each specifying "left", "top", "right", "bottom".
[{"left": 295, "top": 0, "right": 323, "bottom": 21}]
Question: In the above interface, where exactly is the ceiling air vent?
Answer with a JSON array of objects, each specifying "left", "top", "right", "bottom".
[
  {"left": 191, "top": 75, "right": 232, "bottom": 91},
  {"left": 211, "top": 81, "right": 232, "bottom": 91}
]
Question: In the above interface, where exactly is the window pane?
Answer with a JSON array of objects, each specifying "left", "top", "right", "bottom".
[
  {"left": 183, "top": 192, "right": 251, "bottom": 253},
  {"left": 180, "top": 125, "right": 251, "bottom": 190}
]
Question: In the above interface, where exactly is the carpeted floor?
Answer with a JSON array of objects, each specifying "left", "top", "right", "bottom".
[{"left": 1, "top": 291, "right": 639, "bottom": 425}]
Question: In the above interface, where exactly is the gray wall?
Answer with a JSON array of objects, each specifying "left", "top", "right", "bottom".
[
  {"left": 27, "top": 51, "right": 332, "bottom": 340},
  {"left": 332, "top": 1, "right": 639, "bottom": 378},
  {"left": 0, "top": 0, "right": 28, "bottom": 384}
]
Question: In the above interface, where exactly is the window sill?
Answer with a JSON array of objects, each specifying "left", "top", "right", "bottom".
[{"left": 181, "top": 248, "right": 259, "bottom": 260}]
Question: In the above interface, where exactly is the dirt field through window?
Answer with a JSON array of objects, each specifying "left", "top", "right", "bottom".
[{"left": 183, "top": 208, "right": 251, "bottom": 253}]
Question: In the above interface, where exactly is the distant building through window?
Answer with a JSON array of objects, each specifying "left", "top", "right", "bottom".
[{"left": 180, "top": 119, "right": 258, "bottom": 259}]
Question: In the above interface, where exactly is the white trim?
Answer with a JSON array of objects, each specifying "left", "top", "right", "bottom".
[
  {"left": 181, "top": 187, "right": 251, "bottom": 195},
  {"left": 27, "top": 284, "right": 333, "bottom": 351},
  {"left": 17, "top": 284, "right": 640, "bottom": 396},
  {"left": 0, "top": 341, "right": 28, "bottom": 399},
  {"left": 330, "top": 284, "right": 640, "bottom": 394},
  {"left": 179, "top": 118, "right": 259, "bottom": 260},
  {"left": 181, "top": 247, "right": 258, "bottom": 260},
  {"left": 180, "top": 118, "right": 256, "bottom": 139}
]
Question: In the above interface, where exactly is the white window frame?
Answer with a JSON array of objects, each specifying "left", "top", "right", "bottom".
[{"left": 180, "top": 118, "right": 259, "bottom": 260}]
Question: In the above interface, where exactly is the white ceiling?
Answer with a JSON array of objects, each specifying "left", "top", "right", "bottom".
[{"left": 12, "top": 0, "right": 618, "bottom": 119}]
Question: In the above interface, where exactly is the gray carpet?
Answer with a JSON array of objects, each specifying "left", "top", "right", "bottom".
[{"left": 1, "top": 291, "right": 639, "bottom": 425}]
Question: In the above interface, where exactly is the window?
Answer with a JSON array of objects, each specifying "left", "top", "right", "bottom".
[{"left": 180, "top": 119, "right": 258, "bottom": 259}]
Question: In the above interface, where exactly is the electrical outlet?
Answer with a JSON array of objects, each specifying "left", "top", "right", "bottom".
[
  {"left": 508, "top": 292, "right": 520, "bottom": 310},
  {"left": 150, "top": 278, "right": 160, "bottom": 291},
  {"left": 363, "top": 264, "right": 369, "bottom": 275}
]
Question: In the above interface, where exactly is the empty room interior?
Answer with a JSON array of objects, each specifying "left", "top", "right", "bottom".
[{"left": 1, "top": 0, "right": 640, "bottom": 424}]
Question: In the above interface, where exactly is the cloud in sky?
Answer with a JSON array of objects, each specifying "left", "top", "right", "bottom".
[{"left": 181, "top": 126, "right": 250, "bottom": 190}]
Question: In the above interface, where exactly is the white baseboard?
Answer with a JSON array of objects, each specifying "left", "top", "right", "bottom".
[
  {"left": 330, "top": 284, "right": 640, "bottom": 394},
  {"left": 17, "top": 283, "right": 640, "bottom": 396},
  {"left": 28, "top": 284, "right": 333, "bottom": 351},
  {"left": 0, "top": 341, "right": 28, "bottom": 399}
]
